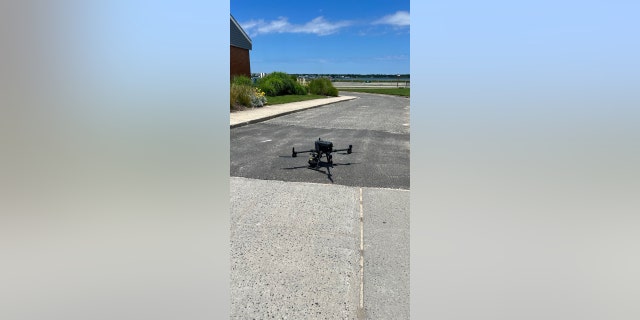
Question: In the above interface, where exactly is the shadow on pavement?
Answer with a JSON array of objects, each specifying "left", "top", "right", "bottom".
[{"left": 281, "top": 162, "right": 358, "bottom": 184}]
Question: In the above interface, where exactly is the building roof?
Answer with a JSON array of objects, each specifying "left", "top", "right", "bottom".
[{"left": 230, "top": 14, "right": 252, "bottom": 50}]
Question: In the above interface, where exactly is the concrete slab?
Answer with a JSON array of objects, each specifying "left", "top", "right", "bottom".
[
  {"left": 363, "top": 188, "right": 410, "bottom": 320},
  {"left": 230, "top": 177, "right": 410, "bottom": 319},
  {"left": 231, "top": 177, "right": 361, "bottom": 319},
  {"left": 230, "top": 95, "right": 358, "bottom": 128}
]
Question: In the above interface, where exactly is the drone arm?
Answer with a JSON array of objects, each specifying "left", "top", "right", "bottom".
[
  {"left": 332, "top": 145, "right": 353, "bottom": 154},
  {"left": 292, "top": 148, "right": 316, "bottom": 157}
]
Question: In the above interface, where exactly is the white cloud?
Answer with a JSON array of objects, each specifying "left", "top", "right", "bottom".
[
  {"left": 241, "top": 16, "right": 351, "bottom": 37},
  {"left": 297, "top": 17, "right": 351, "bottom": 35},
  {"left": 373, "top": 11, "right": 410, "bottom": 27}
]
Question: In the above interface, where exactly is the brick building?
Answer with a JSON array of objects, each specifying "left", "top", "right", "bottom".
[{"left": 230, "top": 14, "right": 252, "bottom": 79}]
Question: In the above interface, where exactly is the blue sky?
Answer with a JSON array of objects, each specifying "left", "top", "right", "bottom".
[{"left": 231, "top": 0, "right": 409, "bottom": 74}]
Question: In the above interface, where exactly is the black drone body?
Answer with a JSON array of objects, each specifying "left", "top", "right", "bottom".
[{"left": 292, "top": 138, "right": 353, "bottom": 167}]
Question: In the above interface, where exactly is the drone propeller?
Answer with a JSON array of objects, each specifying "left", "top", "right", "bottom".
[{"left": 331, "top": 145, "right": 353, "bottom": 154}]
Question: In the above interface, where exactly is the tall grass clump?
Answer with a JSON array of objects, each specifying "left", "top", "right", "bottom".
[
  {"left": 231, "top": 75, "right": 252, "bottom": 86},
  {"left": 308, "top": 77, "right": 338, "bottom": 96},
  {"left": 230, "top": 84, "right": 252, "bottom": 110},
  {"left": 257, "top": 71, "right": 307, "bottom": 96}
]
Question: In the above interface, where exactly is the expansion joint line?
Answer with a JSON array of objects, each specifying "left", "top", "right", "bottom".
[{"left": 359, "top": 187, "right": 364, "bottom": 311}]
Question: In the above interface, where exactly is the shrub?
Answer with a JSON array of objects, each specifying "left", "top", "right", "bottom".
[
  {"left": 230, "top": 84, "right": 267, "bottom": 109},
  {"left": 258, "top": 77, "right": 285, "bottom": 96},
  {"left": 293, "top": 82, "right": 308, "bottom": 95},
  {"left": 231, "top": 75, "right": 252, "bottom": 86},
  {"left": 250, "top": 87, "right": 267, "bottom": 107},
  {"left": 257, "top": 71, "right": 305, "bottom": 96},
  {"left": 308, "top": 77, "right": 338, "bottom": 96}
]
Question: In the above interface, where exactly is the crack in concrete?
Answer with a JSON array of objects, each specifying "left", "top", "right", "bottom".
[{"left": 358, "top": 187, "right": 365, "bottom": 319}]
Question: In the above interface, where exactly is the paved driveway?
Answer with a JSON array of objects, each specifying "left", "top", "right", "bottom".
[
  {"left": 231, "top": 92, "right": 410, "bottom": 319},
  {"left": 230, "top": 92, "right": 410, "bottom": 189}
]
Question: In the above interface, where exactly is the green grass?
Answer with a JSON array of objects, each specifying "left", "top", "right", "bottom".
[
  {"left": 266, "top": 94, "right": 328, "bottom": 105},
  {"left": 338, "top": 87, "right": 410, "bottom": 97}
]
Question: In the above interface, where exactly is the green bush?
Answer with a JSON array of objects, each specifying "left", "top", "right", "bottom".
[
  {"left": 258, "top": 77, "right": 285, "bottom": 96},
  {"left": 231, "top": 75, "right": 252, "bottom": 86},
  {"left": 294, "top": 83, "right": 308, "bottom": 95},
  {"left": 257, "top": 71, "right": 307, "bottom": 96},
  {"left": 308, "top": 77, "right": 338, "bottom": 96}
]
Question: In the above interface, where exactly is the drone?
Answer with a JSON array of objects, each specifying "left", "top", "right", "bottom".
[{"left": 292, "top": 138, "right": 353, "bottom": 167}]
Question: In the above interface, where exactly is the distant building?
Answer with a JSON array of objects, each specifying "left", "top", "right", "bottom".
[{"left": 230, "top": 14, "right": 252, "bottom": 79}]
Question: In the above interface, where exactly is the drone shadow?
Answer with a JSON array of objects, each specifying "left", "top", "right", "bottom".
[{"left": 281, "top": 162, "right": 358, "bottom": 183}]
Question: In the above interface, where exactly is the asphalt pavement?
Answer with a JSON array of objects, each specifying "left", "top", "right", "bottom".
[
  {"left": 230, "top": 92, "right": 410, "bottom": 189},
  {"left": 230, "top": 92, "right": 410, "bottom": 319}
]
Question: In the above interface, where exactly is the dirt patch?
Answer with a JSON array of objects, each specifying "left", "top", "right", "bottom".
[{"left": 231, "top": 104, "right": 250, "bottom": 112}]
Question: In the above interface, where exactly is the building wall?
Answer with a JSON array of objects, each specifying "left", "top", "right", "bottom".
[{"left": 230, "top": 46, "right": 251, "bottom": 79}]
